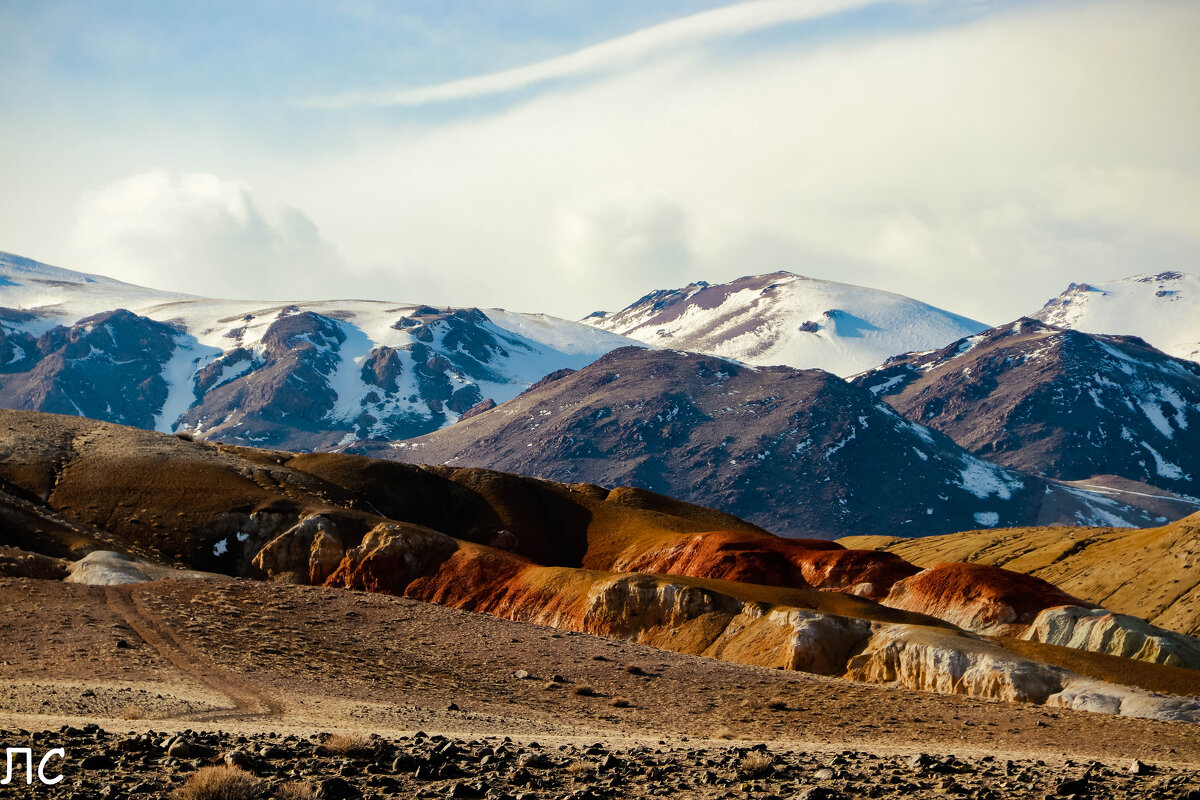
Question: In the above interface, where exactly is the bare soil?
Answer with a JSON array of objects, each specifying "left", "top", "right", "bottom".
[{"left": 2, "top": 576, "right": 1200, "bottom": 798}]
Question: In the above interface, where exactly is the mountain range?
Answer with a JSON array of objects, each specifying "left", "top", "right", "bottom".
[
  {"left": 363, "top": 346, "right": 1167, "bottom": 537},
  {"left": 851, "top": 318, "right": 1200, "bottom": 498},
  {"left": 1033, "top": 270, "right": 1200, "bottom": 363},
  {"left": 0, "top": 251, "right": 629, "bottom": 449},
  {"left": 2, "top": 249, "right": 1196, "bottom": 539}
]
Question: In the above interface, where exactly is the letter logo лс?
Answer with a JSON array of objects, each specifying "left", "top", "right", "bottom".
[{"left": 2, "top": 747, "right": 64, "bottom": 786}]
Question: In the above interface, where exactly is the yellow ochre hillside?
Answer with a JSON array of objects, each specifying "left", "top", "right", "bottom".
[{"left": 842, "top": 512, "right": 1200, "bottom": 637}]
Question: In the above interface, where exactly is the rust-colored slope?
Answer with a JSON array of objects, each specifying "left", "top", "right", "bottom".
[
  {"left": 883, "top": 562, "right": 1097, "bottom": 636},
  {"left": 601, "top": 529, "right": 918, "bottom": 601},
  {"left": 265, "top": 526, "right": 1200, "bottom": 720},
  {"left": 842, "top": 513, "right": 1200, "bottom": 636}
]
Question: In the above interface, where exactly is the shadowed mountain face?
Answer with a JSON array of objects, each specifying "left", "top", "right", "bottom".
[
  {"left": 851, "top": 318, "right": 1200, "bottom": 496},
  {"left": 5, "top": 408, "right": 1200, "bottom": 724},
  {"left": 582, "top": 271, "right": 986, "bottom": 376},
  {"left": 360, "top": 347, "right": 1165, "bottom": 538},
  {"left": 0, "top": 309, "right": 180, "bottom": 430},
  {"left": 0, "top": 252, "right": 632, "bottom": 449}
]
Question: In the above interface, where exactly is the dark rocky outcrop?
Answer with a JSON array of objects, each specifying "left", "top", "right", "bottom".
[
  {"left": 851, "top": 318, "right": 1200, "bottom": 495},
  {"left": 0, "top": 308, "right": 178, "bottom": 429},
  {"left": 365, "top": 347, "right": 1166, "bottom": 538}
]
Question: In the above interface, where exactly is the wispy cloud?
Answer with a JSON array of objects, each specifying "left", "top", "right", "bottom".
[{"left": 301, "top": 0, "right": 893, "bottom": 108}]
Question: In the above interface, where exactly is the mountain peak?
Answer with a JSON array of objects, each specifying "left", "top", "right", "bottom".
[
  {"left": 1033, "top": 271, "right": 1199, "bottom": 363},
  {"left": 583, "top": 272, "right": 985, "bottom": 376}
]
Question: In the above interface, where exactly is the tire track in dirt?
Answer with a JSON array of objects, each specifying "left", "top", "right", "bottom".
[{"left": 104, "top": 585, "right": 284, "bottom": 720}]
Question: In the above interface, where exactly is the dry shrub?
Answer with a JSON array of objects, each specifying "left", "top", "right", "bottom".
[
  {"left": 566, "top": 760, "right": 594, "bottom": 776},
  {"left": 572, "top": 685, "right": 600, "bottom": 697},
  {"left": 609, "top": 697, "right": 632, "bottom": 708},
  {"left": 739, "top": 751, "right": 775, "bottom": 778},
  {"left": 317, "top": 732, "right": 375, "bottom": 757},
  {"left": 173, "top": 766, "right": 267, "bottom": 800},
  {"left": 713, "top": 726, "right": 735, "bottom": 740},
  {"left": 120, "top": 704, "right": 145, "bottom": 720},
  {"left": 274, "top": 782, "right": 319, "bottom": 800},
  {"left": 764, "top": 697, "right": 789, "bottom": 711}
]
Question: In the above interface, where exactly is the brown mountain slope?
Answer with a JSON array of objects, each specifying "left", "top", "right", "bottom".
[
  {"left": 850, "top": 318, "right": 1200, "bottom": 496},
  {"left": 363, "top": 346, "right": 1168, "bottom": 537},
  {"left": 4, "top": 408, "right": 1200, "bottom": 722},
  {"left": 841, "top": 512, "right": 1200, "bottom": 636}
]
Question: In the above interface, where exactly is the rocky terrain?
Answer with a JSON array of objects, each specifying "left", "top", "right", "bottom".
[
  {"left": 10, "top": 723, "right": 1200, "bottom": 799},
  {"left": 3, "top": 577, "right": 1200, "bottom": 799},
  {"left": 582, "top": 272, "right": 985, "bottom": 377},
  {"left": 370, "top": 346, "right": 1170, "bottom": 537},
  {"left": 850, "top": 318, "right": 1200, "bottom": 496},
  {"left": 0, "top": 251, "right": 631, "bottom": 449},
  {"left": 1032, "top": 271, "right": 1199, "bottom": 364},
  {"left": 4, "top": 409, "right": 1200, "bottom": 724}
]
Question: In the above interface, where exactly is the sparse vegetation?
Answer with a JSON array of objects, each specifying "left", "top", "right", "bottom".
[
  {"left": 739, "top": 750, "right": 775, "bottom": 778},
  {"left": 765, "top": 696, "right": 789, "bottom": 711},
  {"left": 713, "top": 726, "right": 735, "bottom": 740},
  {"left": 609, "top": 697, "right": 632, "bottom": 708},
  {"left": 625, "top": 665, "right": 649, "bottom": 676},
  {"left": 274, "top": 782, "right": 319, "bottom": 800},
  {"left": 172, "top": 766, "right": 267, "bottom": 800},
  {"left": 317, "top": 732, "right": 375, "bottom": 757},
  {"left": 572, "top": 684, "right": 600, "bottom": 697},
  {"left": 120, "top": 703, "right": 145, "bottom": 720}
]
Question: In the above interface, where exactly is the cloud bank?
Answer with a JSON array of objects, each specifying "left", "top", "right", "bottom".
[
  {"left": 284, "top": 0, "right": 1199, "bottom": 321},
  {"left": 72, "top": 171, "right": 346, "bottom": 299},
  {"left": 2, "top": 0, "right": 1196, "bottom": 324}
]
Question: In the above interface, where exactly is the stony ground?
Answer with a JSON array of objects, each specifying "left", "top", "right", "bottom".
[
  {"left": 3, "top": 575, "right": 1200, "bottom": 798},
  {"left": 6, "top": 725, "right": 1200, "bottom": 799}
]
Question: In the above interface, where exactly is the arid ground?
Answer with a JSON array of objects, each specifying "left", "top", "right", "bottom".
[{"left": 3, "top": 575, "right": 1199, "bottom": 799}]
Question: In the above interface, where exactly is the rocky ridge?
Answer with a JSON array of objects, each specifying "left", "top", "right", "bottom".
[
  {"left": 842, "top": 512, "right": 1200, "bottom": 637},
  {"left": 850, "top": 318, "right": 1200, "bottom": 496},
  {"left": 370, "top": 346, "right": 1170, "bottom": 538}
]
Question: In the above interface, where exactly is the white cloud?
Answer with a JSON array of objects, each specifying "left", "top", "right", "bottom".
[
  {"left": 4, "top": 1, "right": 1196, "bottom": 325},
  {"left": 555, "top": 191, "right": 694, "bottom": 291},
  {"left": 71, "top": 170, "right": 346, "bottom": 299},
  {"left": 302, "top": 0, "right": 889, "bottom": 108},
  {"left": 283, "top": 0, "right": 1200, "bottom": 322}
]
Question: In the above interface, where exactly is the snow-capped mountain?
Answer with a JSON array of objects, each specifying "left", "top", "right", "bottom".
[
  {"left": 582, "top": 272, "right": 987, "bottom": 377},
  {"left": 851, "top": 319, "right": 1200, "bottom": 499},
  {"left": 0, "top": 251, "right": 634, "bottom": 449},
  {"left": 1033, "top": 271, "right": 1200, "bottom": 363},
  {"left": 358, "top": 347, "right": 1167, "bottom": 538}
]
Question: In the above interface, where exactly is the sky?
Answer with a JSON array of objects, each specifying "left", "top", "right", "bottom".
[{"left": 0, "top": 0, "right": 1197, "bottom": 324}]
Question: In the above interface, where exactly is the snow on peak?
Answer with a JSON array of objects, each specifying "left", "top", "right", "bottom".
[
  {"left": 1032, "top": 271, "right": 1200, "bottom": 364},
  {"left": 582, "top": 272, "right": 986, "bottom": 377},
  {"left": 0, "top": 251, "right": 637, "bottom": 446}
]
